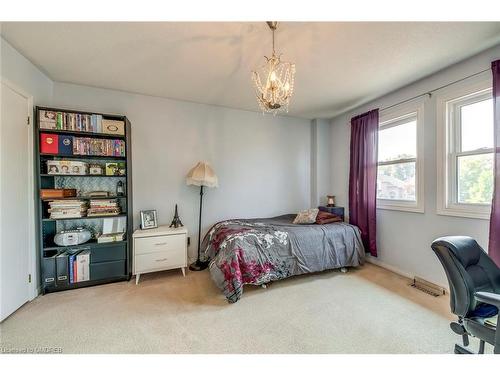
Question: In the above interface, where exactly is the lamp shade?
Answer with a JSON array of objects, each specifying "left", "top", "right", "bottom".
[{"left": 186, "top": 161, "right": 218, "bottom": 188}]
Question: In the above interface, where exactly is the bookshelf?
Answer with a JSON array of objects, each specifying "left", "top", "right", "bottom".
[{"left": 35, "top": 106, "right": 133, "bottom": 294}]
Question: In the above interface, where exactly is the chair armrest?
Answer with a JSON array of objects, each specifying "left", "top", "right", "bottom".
[{"left": 475, "top": 291, "right": 500, "bottom": 308}]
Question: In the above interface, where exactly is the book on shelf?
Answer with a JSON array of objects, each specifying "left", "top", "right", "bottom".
[
  {"left": 87, "top": 199, "right": 121, "bottom": 217},
  {"left": 97, "top": 232, "right": 125, "bottom": 243},
  {"left": 86, "top": 191, "right": 111, "bottom": 198},
  {"left": 68, "top": 252, "right": 78, "bottom": 283},
  {"left": 39, "top": 110, "right": 57, "bottom": 129},
  {"left": 48, "top": 200, "right": 88, "bottom": 219},
  {"left": 40, "top": 188, "right": 77, "bottom": 199},
  {"left": 87, "top": 212, "right": 121, "bottom": 217},
  {"left": 40, "top": 132, "right": 125, "bottom": 157}
]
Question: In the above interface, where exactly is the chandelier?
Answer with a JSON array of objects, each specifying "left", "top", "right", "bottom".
[{"left": 252, "top": 22, "right": 296, "bottom": 114}]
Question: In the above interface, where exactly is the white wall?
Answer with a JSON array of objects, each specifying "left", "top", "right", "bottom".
[
  {"left": 330, "top": 44, "right": 500, "bottom": 287},
  {"left": 310, "top": 119, "right": 332, "bottom": 207},
  {"left": 1, "top": 38, "right": 53, "bottom": 105},
  {"left": 52, "top": 82, "right": 312, "bottom": 260}
]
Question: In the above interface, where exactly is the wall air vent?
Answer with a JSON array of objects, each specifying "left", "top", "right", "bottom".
[{"left": 410, "top": 276, "right": 446, "bottom": 297}]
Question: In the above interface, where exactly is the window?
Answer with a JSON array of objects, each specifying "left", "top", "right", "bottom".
[
  {"left": 377, "top": 101, "right": 424, "bottom": 212},
  {"left": 437, "top": 76, "right": 493, "bottom": 219}
]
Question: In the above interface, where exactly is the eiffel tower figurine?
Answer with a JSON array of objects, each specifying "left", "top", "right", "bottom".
[{"left": 169, "top": 204, "right": 183, "bottom": 228}]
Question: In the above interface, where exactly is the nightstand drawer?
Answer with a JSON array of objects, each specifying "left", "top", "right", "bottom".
[
  {"left": 134, "top": 233, "right": 185, "bottom": 255},
  {"left": 135, "top": 249, "right": 186, "bottom": 272}
]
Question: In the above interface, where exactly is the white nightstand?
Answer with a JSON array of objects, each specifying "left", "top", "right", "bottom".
[{"left": 133, "top": 225, "right": 188, "bottom": 284}]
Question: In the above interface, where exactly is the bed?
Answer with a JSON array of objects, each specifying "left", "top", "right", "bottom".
[{"left": 201, "top": 214, "right": 365, "bottom": 303}]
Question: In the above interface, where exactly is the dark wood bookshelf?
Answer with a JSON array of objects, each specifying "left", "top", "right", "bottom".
[
  {"left": 40, "top": 153, "right": 126, "bottom": 161},
  {"left": 39, "top": 128, "right": 126, "bottom": 139},
  {"left": 43, "top": 275, "right": 129, "bottom": 293},
  {"left": 35, "top": 106, "right": 133, "bottom": 294},
  {"left": 40, "top": 174, "right": 126, "bottom": 178},
  {"left": 42, "top": 213, "right": 128, "bottom": 222},
  {"left": 43, "top": 240, "right": 127, "bottom": 251},
  {"left": 41, "top": 195, "right": 127, "bottom": 202}
]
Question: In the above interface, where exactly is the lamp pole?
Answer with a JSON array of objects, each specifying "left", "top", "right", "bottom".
[{"left": 190, "top": 184, "right": 208, "bottom": 271}]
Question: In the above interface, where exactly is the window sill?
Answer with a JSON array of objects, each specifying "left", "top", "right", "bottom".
[
  {"left": 377, "top": 200, "right": 424, "bottom": 214},
  {"left": 436, "top": 207, "right": 491, "bottom": 220}
]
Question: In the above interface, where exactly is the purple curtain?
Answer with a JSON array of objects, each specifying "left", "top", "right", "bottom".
[
  {"left": 489, "top": 60, "right": 500, "bottom": 266},
  {"left": 349, "top": 109, "right": 379, "bottom": 257}
]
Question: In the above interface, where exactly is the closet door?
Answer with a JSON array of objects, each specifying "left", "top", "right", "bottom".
[{"left": 0, "top": 81, "right": 33, "bottom": 322}]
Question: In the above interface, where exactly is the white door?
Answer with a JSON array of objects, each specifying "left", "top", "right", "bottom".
[{"left": 0, "top": 81, "right": 33, "bottom": 322}]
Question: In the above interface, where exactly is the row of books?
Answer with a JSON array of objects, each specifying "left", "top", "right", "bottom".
[
  {"left": 48, "top": 200, "right": 88, "bottom": 219},
  {"left": 39, "top": 110, "right": 125, "bottom": 136},
  {"left": 87, "top": 199, "right": 121, "bottom": 217},
  {"left": 47, "top": 199, "right": 123, "bottom": 219},
  {"left": 40, "top": 133, "right": 125, "bottom": 157},
  {"left": 40, "top": 110, "right": 104, "bottom": 133},
  {"left": 68, "top": 250, "right": 90, "bottom": 283},
  {"left": 73, "top": 137, "right": 126, "bottom": 157}
]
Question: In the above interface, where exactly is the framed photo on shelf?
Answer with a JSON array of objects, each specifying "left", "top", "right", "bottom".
[{"left": 140, "top": 210, "right": 158, "bottom": 230}]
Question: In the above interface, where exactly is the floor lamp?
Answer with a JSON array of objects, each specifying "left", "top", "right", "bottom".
[{"left": 186, "top": 161, "right": 218, "bottom": 271}]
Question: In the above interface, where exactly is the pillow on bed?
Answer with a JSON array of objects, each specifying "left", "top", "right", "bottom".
[
  {"left": 316, "top": 210, "right": 342, "bottom": 224},
  {"left": 293, "top": 208, "right": 319, "bottom": 224}
]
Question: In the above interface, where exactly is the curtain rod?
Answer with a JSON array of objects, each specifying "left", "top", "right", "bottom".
[{"left": 380, "top": 67, "right": 490, "bottom": 113}]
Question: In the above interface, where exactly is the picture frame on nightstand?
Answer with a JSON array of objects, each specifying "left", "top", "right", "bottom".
[{"left": 140, "top": 210, "right": 158, "bottom": 229}]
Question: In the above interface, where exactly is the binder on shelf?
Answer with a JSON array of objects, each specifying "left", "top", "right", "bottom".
[
  {"left": 40, "top": 133, "right": 59, "bottom": 154},
  {"left": 55, "top": 252, "right": 69, "bottom": 286},
  {"left": 42, "top": 255, "right": 57, "bottom": 288},
  {"left": 76, "top": 250, "right": 91, "bottom": 282},
  {"left": 68, "top": 251, "right": 81, "bottom": 283},
  {"left": 58, "top": 135, "right": 73, "bottom": 156}
]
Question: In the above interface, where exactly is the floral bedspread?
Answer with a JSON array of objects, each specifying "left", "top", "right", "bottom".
[{"left": 201, "top": 214, "right": 365, "bottom": 303}]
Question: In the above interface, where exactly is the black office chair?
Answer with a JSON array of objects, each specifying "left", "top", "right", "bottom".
[{"left": 431, "top": 236, "right": 500, "bottom": 354}]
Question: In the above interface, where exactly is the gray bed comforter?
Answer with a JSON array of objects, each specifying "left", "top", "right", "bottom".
[{"left": 201, "top": 214, "right": 365, "bottom": 303}]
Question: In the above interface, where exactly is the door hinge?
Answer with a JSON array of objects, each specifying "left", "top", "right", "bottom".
[
  {"left": 27, "top": 116, "right": 30, "bottom": 125},
  {"left": 28, "top": 274, "right": 32, "bottom": 283}
]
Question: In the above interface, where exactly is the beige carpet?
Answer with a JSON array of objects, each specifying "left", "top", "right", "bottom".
[{"left": 0, "top": 263, "right": 493, "bottom": 354}]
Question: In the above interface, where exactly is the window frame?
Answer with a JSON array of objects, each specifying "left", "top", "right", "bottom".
[
  {"left": 436, "top": 73, "right": 493, "bottom": 220},
  {"left": 376, "top": 99, "right": 425, "bottom": 213}
]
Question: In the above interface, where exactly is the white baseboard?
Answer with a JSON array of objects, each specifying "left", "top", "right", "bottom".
[
  {"left": 365, "top": 255, "right": 449, "bottom": 292},
  {"left": 365, "top": 255, "right": 414, "bottom": 280}
]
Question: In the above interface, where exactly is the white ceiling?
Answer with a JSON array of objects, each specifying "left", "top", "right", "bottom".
[{"left": 2, "top": 22, "right": 500, "bottom": 119}]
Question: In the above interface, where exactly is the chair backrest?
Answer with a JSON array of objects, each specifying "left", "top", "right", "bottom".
[{"left": 431, "top": 236, "right": 500, "bottom": 318}]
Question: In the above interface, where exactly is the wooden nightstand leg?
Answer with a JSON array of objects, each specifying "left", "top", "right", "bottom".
[
  {"left": 181, "top": 267, "right": 186, "bottom": 277},
  {"left": 136, "top": 274, "right": 140, "bottom": 285}
]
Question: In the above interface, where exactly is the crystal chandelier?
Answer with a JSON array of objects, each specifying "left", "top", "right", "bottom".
[{"left": 252, "top": 22, "right": 296, "bottom": 114}]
